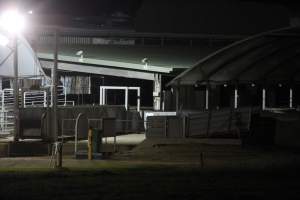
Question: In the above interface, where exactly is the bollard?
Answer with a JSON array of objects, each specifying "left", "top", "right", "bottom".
[
  {"left": 56, "top": 142, "right": 63, "bottom": 168},
  {"left": 88, "top": 128, "right": 92, "bottom": 160},
  {"left": 200, "top": 152, "right": 204, "bottom": 168}
]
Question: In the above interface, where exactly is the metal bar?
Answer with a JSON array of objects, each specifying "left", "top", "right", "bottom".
[
  {"left": 52, "top": 28, "right": 58, "bottom": 141},
  {"left": 13, "top": 35, "right": 19, "bottom": 141},
  {"left": 234, "top": 88, "right": 238, "bottom": 109},
  {"left": 125, "top": 87, "right": 128, "bottom": 110},
  {"left": 137, "top": 87, "right": 140, "bottom": 112},
  {"left": 262, "top": 88, "right": 266, "bottom": 110},
  {"left": 205, "top": 86, "right": 209, "bottom": 110},
  {"left": 289, "top": 88, "right": 293, "bottom": 108}
]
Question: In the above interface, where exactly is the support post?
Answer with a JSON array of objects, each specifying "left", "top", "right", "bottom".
[
  {"left": 125, "top": 87, "right": 128, "bottom": 110},
  {"left": 153, "top": 73, "right": 162, "bottom": 111},
  {"left": 175, "top": 86, "right": 179, "bottom": 112},
  {"left": 13, "top": 35, "right": 19, "bottom": 142},
  {"left": 289, "top": 88, "right": 293, "bottom": 109},
  {"left": 234, "top": 87, "right": 238, "bottom": 109},
  {"left": 52, "top": 28, "right": 62, "bottom": 168},
  {"left": 137, "top": 88, "right": 141, "bottom": 112},
  {"left": 262, "top": 88, "right": 266, "bottom": 110},
  {"left": 88, "top": 128, "right": 92, "bottom": 160},
  {"left": 205, "top": 84, "right": 209, "bottom": 110}
]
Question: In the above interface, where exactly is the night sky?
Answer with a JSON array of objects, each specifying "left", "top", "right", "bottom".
[
  {"left": 0, "top": 0, "right": 298, "bottom": 34},
  {"left": 0, "top": 0, "right": 297, "bottom": 17}
]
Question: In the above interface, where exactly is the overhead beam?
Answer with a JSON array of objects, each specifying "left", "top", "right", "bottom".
[{"left": 40, "top": 60, "right": 156, "bottom": 81}]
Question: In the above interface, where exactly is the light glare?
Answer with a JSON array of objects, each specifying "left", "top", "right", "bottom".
[
  {"left": 0, "top": 34, "right": 9, "bottom": 46},
  {"left": 0, "top": 10, "right": 25, "bottom": 34}
]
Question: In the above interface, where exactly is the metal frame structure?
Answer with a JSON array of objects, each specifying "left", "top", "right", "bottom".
[{"left": 99, "top": 86, "right": 140, "bottom": 112}]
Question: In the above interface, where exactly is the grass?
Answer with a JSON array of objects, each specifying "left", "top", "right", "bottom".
[
  {"left": 0, "top": 140, "right": 300, "bottom": 200},
  {"left": 0, "top": 158, "right": 299, "bottom": 200}
]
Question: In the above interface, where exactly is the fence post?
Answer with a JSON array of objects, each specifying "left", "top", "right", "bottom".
[{"left": 88, "top": 128, "right": 92, "bottom": 160}]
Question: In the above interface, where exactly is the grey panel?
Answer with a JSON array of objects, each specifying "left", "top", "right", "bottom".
[{"left": 146, "top": 116, "right": 166, "bottom": 138}]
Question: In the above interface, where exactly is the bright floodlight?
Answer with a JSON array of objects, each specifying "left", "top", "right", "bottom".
[
  {"left": 0, "top": 10, "right": 25, "bottom": 34},
  {"left": 0, "top": 34, "right": 9, "bottom": 46}
]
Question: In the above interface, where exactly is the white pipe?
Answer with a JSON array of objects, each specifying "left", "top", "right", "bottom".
[
  {"left": 289, "top": 88, "right": 293, "bottom": 108},
  {"left": 137, "top": 88, "right": 140, "bottom": 112},
  {"left": 125, "top": 87, "right": 128, "bottom": 110},
  {"left": 234, "top": 88, "right": 238, "bottom": 109},
  {"left": 262, "top": 88, "right": 266, "bottom": 110},
  {"left": 44, "top": 91, "right": 47, "bottom": 107},
  {"left": 23, "top": 92, "right": 26, "bottom": 108},
  {"left": 103, "top": 88, "right": 106, "bottom": 105},
  {"left": 205, "top": 88, "right": 209, "bottom": 110}
]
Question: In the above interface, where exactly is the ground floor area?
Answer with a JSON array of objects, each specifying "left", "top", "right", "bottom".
[{"left": 0, "top": 140, "right": 299, "bottom": 199}]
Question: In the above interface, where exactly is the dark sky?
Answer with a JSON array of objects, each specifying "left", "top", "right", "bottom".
[
  {"left": 0, "top": 0, "right": 298, "bottom": 17},
  {"left": 0, "top": 0, "right": 298, "bottom": 34},
  {"left": 0, "top": 0, "right": 142, "bottom": 16}
]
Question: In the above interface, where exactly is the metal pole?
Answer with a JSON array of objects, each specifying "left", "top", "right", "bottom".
[
  {"left": 13, "top": 35, "right": 19, "bottom": 141},
  {"left": 137, "top": 88, "right": 140, "bottom": 112},
  {"left": 52, "top": 29, "right": 58, "bottom": 141},
  {"left": 289, "top": 88, "right": 293, "bottom": 109},
  {"left": 234, "top": 87, "right": 238, "bottom": 109},
  {"left": 205, "top": 86, "right": 209, "bottom": 110},
  {"left": 175, "top": 86, "right": 179, "bottom": 112},
  {"left": 262, "top": 88, "right": 266, "bottom": 110},
  {"left": 52, "top": 28, "right": 62, "bottom": 168},
  {"left": 125, "top": 87, "right": 128, "bottom": 110}
]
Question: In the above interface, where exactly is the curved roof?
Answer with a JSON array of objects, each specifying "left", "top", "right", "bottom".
[
  {"left": 168, "top": 26, "right": 300, "bottom": 86},
  {"left": 0, "top": 30, "right": 45, "bottom": 78}
]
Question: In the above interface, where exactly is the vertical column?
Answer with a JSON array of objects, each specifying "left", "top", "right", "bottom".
[
  {"left": 153, "top": 73, "right": 162, "bottom": 111},
  {"left": 137, "top": 88, "right": 141, "bottom": 112},
  {"left": 289, "top": 88, "right": 293, "bottom": 109},
  {"left": 262, "top": 88, "right": 266, "bottom": 110},
  {"left": 175, "top": 87, "right": 179, "bottom": 112},
  {"left": 52, "top": 28, "right": 58, "bottom": 141},
  {"left": 125, "top": 87, "right": 128, "bottom": 110},
  {"left": 234, "top": 87, "right": 238, "bottom": 109},
  {"left": 13, "top": 35, "right": 19, "bottom": 141},
  {"left": 205, "top": 84, "right": 209, "bottom": 110}
]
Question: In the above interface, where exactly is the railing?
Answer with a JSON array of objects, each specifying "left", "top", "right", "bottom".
[
  {"left": 0, "top": 86, "right": 73, "bottom": 135},
  {"left": 0, "top": 89, "right": 16, "bottom": 134},
  {"left": 24, "top": 91, "right": 47, "bottom": 108}
]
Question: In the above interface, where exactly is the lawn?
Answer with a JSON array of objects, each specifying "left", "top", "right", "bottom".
[{"left": 0, "top": 158, "right": 299, "bottom": 200}]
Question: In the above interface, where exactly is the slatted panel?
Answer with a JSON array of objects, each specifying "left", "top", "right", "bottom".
[
  {"left": 188, "top": 112, "right": 209, "bottom": 137},
  {"left": 231, "top": 107, "right": 252, "bottom": 131},
  {"left": 167, "top": 116, "right": 183, "bottom": 138},
  {"left": 146, "top": 116, "right": 166, "bottom": 138},
  {"left": 209, "top": 109, "right": 231, "bottom": 134}
]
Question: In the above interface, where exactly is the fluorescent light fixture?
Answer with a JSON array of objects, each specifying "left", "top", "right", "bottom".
[{"left": 0, "top": 10, "right": 25, "bottom": 34}]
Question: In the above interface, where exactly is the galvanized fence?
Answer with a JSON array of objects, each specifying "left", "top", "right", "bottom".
[{"left": 146, "top": 107, "right": 253, "bottom": 139}]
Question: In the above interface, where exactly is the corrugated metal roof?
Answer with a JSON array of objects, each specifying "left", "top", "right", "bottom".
[{"left": 168, "top": 26, "right": 300, "bottom": 86}]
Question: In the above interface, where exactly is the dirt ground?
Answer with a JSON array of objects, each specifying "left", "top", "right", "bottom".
[{"left": 0, "top": 138, "right": 299, "bottom": 199}]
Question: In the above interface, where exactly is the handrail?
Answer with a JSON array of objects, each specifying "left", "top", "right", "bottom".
[{"left": 74, "top": 113, "right": 85, "bottom": 156}]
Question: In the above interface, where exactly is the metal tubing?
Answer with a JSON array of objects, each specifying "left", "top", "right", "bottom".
[
  {"left": 125, "top": 87, "right": 128, "bottom": 110},
  {"left": 234, "top": 88, "right": 238, "bottom": 109},
  {"left": 13, "top": 35, "right": 19, "bottom": 141},
  {"left": 262, "top": 88, "right": 266, "bottom": 110},
  {"left": 289, "top": 88, "right": 293, "bottom": 108},
  {"left": 205, "top": 87, "right": 209, "bottom": 110}
]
